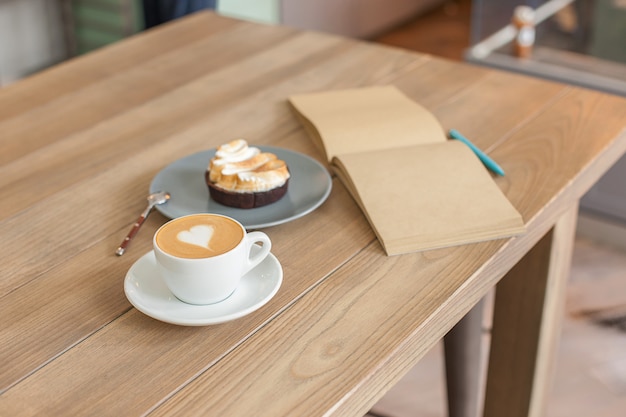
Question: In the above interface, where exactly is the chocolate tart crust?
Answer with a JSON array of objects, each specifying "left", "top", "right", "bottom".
[{"left": 206, "top": 172, "right": 289, "bottom": 209}]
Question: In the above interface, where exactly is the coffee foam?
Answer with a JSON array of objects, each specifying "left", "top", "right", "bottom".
[{"left": 156, "top": 215, "right": 244, "bottom": 259}]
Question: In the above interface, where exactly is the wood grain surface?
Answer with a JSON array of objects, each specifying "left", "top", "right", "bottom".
[{"left": 1, "top": 11, "right": 626, "bottom": 417}]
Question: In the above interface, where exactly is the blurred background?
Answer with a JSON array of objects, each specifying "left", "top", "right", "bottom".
[{"left": 3, "top": 0, "right": 625, "bottom": 85}]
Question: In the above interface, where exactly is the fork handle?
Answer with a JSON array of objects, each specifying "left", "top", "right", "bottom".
[{"left": 115, "top": 208, "right": 151, "bottom": 256}]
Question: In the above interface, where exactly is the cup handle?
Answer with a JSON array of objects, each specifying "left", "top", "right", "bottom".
[{"left": 243, "top": 231, "right": 272, "bottom": 275}]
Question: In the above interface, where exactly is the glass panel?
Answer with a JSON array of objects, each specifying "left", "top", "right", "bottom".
[
  {"left": 470, "top": 0, "right": 626, "bottom": 61},
  {"left": 467, "top": 0, "right": 626, "bottom": 97}
]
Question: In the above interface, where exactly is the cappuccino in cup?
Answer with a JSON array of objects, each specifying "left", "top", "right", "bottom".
[
  {"left": 155, "top": 214, "right": 243, "bottom": 259},
  {"left": 153, "top": 214, "right": 271, "bottom": 305}
]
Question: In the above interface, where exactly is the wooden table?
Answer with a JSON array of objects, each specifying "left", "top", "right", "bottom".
[{"left": 2, "top": 11, "right": 626, "bottom": 417}]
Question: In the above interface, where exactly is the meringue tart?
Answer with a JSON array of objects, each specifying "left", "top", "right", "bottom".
[{"left": 206, "top": 139, "right": 290, "bottom": 209}]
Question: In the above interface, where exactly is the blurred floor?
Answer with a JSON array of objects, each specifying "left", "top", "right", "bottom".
[{"left": 374, "top": 0, "right": 472, "bottom": 61}]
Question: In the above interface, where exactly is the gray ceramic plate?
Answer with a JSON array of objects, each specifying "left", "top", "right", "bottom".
[{"left": 150, "top": 146, "right": 332, "bottom": 229}]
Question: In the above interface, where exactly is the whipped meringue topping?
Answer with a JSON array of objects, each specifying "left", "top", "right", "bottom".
[
  {"left": 214, "top": 139, "right": 260, "bottom": 163},
  {"left": 208, "top": 139, "right": 290, "bottom": 193}
]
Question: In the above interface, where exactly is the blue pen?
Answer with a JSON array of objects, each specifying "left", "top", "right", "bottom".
[{"left": 448, "top": 129, "right": 505, "bottom": 176}]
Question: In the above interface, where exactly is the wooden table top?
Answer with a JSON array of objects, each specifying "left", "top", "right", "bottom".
[{"left": 2, "top": 11, "right": 626, "bottom": 417}]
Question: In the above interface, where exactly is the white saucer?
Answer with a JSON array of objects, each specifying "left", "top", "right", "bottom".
[{"left": 124, "top": 247, "right": 282, "bottom": 326}]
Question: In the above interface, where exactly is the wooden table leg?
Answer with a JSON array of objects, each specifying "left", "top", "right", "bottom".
[
  {"left": 483, "top": 205, "right": 578, "bottom": 417},
  {"left": 444, "top": 298, "right": 486, "bottom": 417}
]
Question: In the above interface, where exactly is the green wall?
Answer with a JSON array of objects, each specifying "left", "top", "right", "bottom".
[{"left": 217, "top": 0, "right": 279, "bottom": 24}]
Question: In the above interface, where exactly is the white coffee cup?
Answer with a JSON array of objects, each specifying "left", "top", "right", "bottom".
[{"left": 153, "top": 213, "right": 271, "bottom": 305}]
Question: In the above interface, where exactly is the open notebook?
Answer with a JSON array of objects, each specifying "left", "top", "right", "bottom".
[{"left": 289, "top": 85, "right": 525, "bottom": 256}]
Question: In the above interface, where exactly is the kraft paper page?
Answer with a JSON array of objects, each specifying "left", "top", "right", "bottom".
[
  {"left": 289, "top": 85, "right": 447, "bottom": 162},
  {"left": 288, "top": 85, "right": 526, "bottom": 255},
  {"left": 332, "top": 143, "right": 526, "bottom": 255}
]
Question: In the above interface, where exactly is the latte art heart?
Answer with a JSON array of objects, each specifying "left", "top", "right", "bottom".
[
  {"left": 177, "top": 225, "right": 215, "bottom": 250},
  {"left": 156, "top": 214, "right": 244, "bottom": 259}
]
